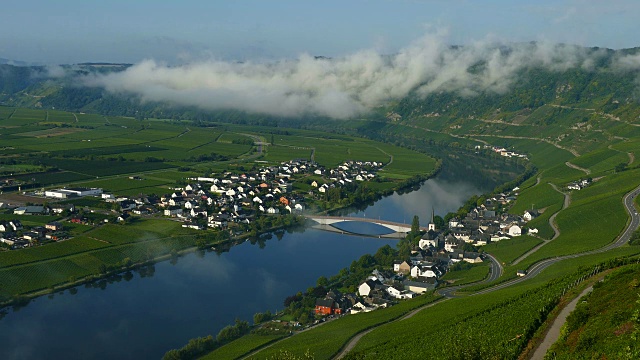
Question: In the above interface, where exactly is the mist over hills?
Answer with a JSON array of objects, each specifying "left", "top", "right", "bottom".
[{"left": 1, "top": 41, "right": 639, "bottom": 128}]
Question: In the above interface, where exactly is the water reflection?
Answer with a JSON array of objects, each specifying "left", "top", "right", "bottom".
[{"left": 330, "top": 221, "right": 396, "bottom": 235}]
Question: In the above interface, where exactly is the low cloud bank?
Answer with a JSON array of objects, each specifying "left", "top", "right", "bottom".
[{"left": 82, "top": 33, "right": 640, "bottom": 119}]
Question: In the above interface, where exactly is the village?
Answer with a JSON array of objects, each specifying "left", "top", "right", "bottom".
[
  {"left": 0, "top": 159, "right": 384, "bottom": 249},
  {"left": 311, "top": 185, "right": 543, "bottom": 318}
]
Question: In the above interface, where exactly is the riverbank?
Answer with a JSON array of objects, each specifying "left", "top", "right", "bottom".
[{"left": 0, "top": 156, "right": 446, "bottom": 309}]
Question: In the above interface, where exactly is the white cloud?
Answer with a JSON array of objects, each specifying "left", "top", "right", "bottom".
[{"left": 83, "top": 32, "right": 615, "bottom": 119}]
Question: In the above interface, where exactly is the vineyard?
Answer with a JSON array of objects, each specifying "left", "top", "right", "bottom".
[{"left": 344, "top": 267, "right": 604, "bottom": 360}]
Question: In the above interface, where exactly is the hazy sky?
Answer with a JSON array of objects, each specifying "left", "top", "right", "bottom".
[{"left": 1, "top": 0, "right": 637, "bottom": 64}]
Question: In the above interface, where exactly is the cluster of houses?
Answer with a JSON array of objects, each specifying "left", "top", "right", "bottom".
[
  {"left": 313, "top": 187, "right": 544, "bottom": 317},
  {"left": 0, "top": 220, "right": 66, "bottom": 249},
  {"left": 105, "top": 159, "right": 382, "bottom": 230},
  {"left": 567, "top": 178, "right": 591, "bottom": 191},
  {"left": 479, "top": 145, "right": 529, "bottom": 160},
  {"left": 314, "top": 271, "right": 405, "bottom": 317},
  {"left": 309, "top": 160, "right": 382, "bottom": 194},
  {"left": 441, "top": 189, "right": 542, "bottom": 248}
]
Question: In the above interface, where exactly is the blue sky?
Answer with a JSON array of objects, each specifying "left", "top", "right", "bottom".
[{"left": 1, "top": 0, "right": 638, "bottom": 64}]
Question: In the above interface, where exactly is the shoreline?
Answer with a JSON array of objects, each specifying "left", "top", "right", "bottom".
[{"left": 0, "top": 162, "right": 443, "bottom": 310}]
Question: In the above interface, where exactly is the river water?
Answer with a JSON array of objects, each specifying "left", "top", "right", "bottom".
[{"left": 0, "top": 163, "right": 498, "bottom": 360}]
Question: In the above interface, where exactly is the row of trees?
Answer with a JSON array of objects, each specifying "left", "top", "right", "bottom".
[{"left": 162, "top": 319, "right": 250, "bottom": 360}]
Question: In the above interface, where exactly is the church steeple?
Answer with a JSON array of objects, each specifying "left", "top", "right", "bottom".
[{"left": 428, "top": 207, "right": 436, "bottom": 231}]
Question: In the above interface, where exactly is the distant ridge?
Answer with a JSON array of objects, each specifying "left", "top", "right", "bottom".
[
  {"left": 76, "top": 62, "right": 132, "bottom": 67},
  {"left": 0, "top": 58, "right": 32, "bottom": 66}
]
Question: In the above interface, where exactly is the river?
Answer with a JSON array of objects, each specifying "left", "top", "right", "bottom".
[{"left": 0, "top": 161, "right": 503, "bottom": 360}]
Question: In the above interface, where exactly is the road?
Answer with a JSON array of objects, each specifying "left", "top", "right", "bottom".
[{"left": 437, "top": 253, "right": 503, "bottom": 298}]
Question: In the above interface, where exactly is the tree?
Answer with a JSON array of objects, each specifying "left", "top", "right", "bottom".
[
  {"left": 615, "top": 162, "right": 628, "bottom": 173},
  {"left": 316, "top": 276, "right": 329, "bottom": 287},
  {"left": 410, "top": 215, "right": 420, "bottom": 237},
  {"left": 433, "top": 215, "right": 445, "bottom": 229}
]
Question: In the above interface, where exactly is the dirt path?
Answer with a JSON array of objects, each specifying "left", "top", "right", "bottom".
[
  {"left": 545, "top": 183, "right": 570, "bottom": 241},
  {"left": 564, "top": 161, "right": 590, "bottom": 175},
  {"left": 529, "top": 285, "right": 594, "bottom": 360},
  {"left": 334, "top": 298, "right": 448, "bottom": 359},
  {"left": 374, "top": 146, "right": 394, "bottom": 168},
  {"left": 512, "top": 183, "right": 570, "bottom": 265},
  {"left": 472, "top": 134, "right": 580, "bottom": 157}
]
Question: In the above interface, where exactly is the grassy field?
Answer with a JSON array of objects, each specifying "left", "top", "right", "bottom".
[
  {"left": 546, "top": 264, "right": 640, "bottom": 359},
  {"left": 440, "top": 263, "right": 490, "bottom": 285},
  {"left": 521, "top": 169, "right": 640, "bottom": 263},
  {"left": 1, "top": 109, "right": 437, "bottom": 195},
  {"left": 201, "top": 334, "right": 286, "bottom": 360},
  {"left": 483, "top": 236, "right": 544, "bottom": 265}
]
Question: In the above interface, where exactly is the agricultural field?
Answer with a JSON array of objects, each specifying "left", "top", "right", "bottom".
[
  {"left": 347, "top": 274, "right": 581, "bottom": 360},
  {"left": 439, "top": 263, "right": 490, "bottom": 285},
  {"left": 547, "top": 264, "right": 640, "bottom": 359},
  {"left": 263, "top": 145, "right": 313, "bottom": 163},
  {"left": 0, "top": 236, "right": 110, "bottom": 268},
  {"left": 570, "top": 147, "right": 630, "bottom": 175},
  {"left": 1, "top": 108, "right": 438, "bottom": 197},
  {"left": 202, "top": 334, "right": 285, "bottom": 360},
  {"left": 483, "top": 236, "right": 543, "bottom": 265}
]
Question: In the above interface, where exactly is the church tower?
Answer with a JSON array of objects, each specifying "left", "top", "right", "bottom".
[{"left": 428, "top": 207, "right": 436, "bottom": 231}]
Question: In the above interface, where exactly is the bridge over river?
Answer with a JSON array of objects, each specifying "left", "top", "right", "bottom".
[{"left": 305, "top": 215, "right": 430, "bottom": 239}]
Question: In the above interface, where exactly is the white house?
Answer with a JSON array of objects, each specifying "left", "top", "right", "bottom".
[
  {"left": 444, "top": 239, "right": 459, "bottom": 252},
  {"left": 463, "top": 253, "right": 483, "bottom": 263},
  {"left": 386, "top": 286, "right": 415, "bottom": 300},
  {"left": 419, "top": 238, "right": 438, "bottom": 249},
  {"left": 267, "top": 207, "right": 277, "bottom": 214},
  {"left": 523, "top": 210, "right": 539, "bottom": 222},
  {"left": 507, "top": 224, "right": 522, "bottom": 237},
  {"left": 358, "top": 279, "right": 384, "bottom": 297},
  {"left": 567, "top": 183, "right": 582, "bottom": 190},
  {"left": 164, "top": 208, "right": 183, "bottom": 217},
  {"left": 410, "top": 265, "right": 438, "bottom": 278},
  {"left": 350, "top": 302, "right": 376, "bottom": 314}
]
